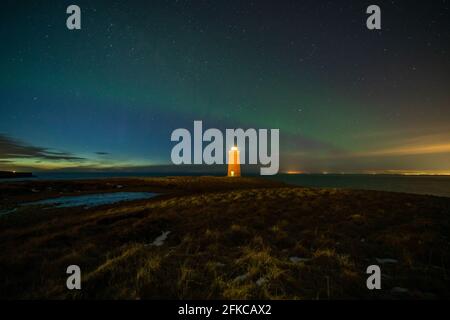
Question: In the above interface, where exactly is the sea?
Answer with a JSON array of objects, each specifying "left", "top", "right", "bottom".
[
  {"left": 269, "top": 174, "right": 450, "bottom": 198},
  {"left": 1, "top": 172, "right": 450, "bottom": 198}
]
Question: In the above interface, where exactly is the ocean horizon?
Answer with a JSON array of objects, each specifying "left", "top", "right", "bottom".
[{"left": 2, "top": 171, "right": 450, "bottom": 198}]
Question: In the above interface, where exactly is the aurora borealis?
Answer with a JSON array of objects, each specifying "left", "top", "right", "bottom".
[{"left": 1, "top": 0, "right": 449, "bottom": 174}]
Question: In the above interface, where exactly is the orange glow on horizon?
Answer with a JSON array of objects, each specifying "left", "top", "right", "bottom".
[
  {"left": 283, "top": 170, "right": 450, "bottom": 176},
  {"left": 285, "top": 170, "right": 304, "bottom": 174}
]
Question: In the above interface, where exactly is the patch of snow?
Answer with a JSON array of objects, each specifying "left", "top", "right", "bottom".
[
  {"left": 0, "top": 208, "right": 17, "bottom": 216},
  {"left": 233, "top": 274, "right": 248, "bottom": 283},
  {"left": 376, "top": 258, "right": 398, "bottom": 264},
  {"left": 150, "top": 231, "right": 171, "bottom": 246},
  {"left": 391, "top": 287, "right": 409, "bottom": 294},
  {"left": 289, "top": 256, "right": 311, "bottom": 263},
  {"left": 256, "top": 277, "right": 266, "bottom": 286}
]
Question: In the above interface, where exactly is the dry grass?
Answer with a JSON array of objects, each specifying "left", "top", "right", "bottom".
[{"left": 0, "top": 177, "right": 449, "bottom": 299}]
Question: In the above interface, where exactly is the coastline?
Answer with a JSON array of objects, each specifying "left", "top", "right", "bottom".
[
  {"left": 4, "top": 171, "right": 450, "bottom": 198},
  {"left": 0, "top": 171, "right": 34, "bottom": 179}
]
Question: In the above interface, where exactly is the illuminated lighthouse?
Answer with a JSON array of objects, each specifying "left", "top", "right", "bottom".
[{"left": 227, "top": 146, "right": 241, "bottom": 177}]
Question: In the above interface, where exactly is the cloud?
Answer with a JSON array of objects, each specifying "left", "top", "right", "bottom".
[
  {"left": 353, "top": 143, "right": 450, "bottom": 157},
  {"left": 281, "top": 132, "right": 345, "bottom": 155},
  {"left": 95, "top": 152, "right": 110, "bottom": 155},
  {"left": 0, "top": 133, "right": 85, "bottom": 161},
  {"left": 345, "top": 133, "right": 450, "bottom": 158}
]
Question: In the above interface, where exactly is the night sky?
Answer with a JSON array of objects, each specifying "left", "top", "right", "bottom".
[{"left": 1, "top": 0, "right": 449, "bottom": 174}]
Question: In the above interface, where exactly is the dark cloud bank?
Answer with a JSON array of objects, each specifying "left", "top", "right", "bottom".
[{"left": 0, "top": 134, "right": 84, "bottom": 162}]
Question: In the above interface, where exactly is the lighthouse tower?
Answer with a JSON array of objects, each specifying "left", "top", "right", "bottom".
[{"left": 227, "top": 146, "right": 241, "bottom": 177}]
